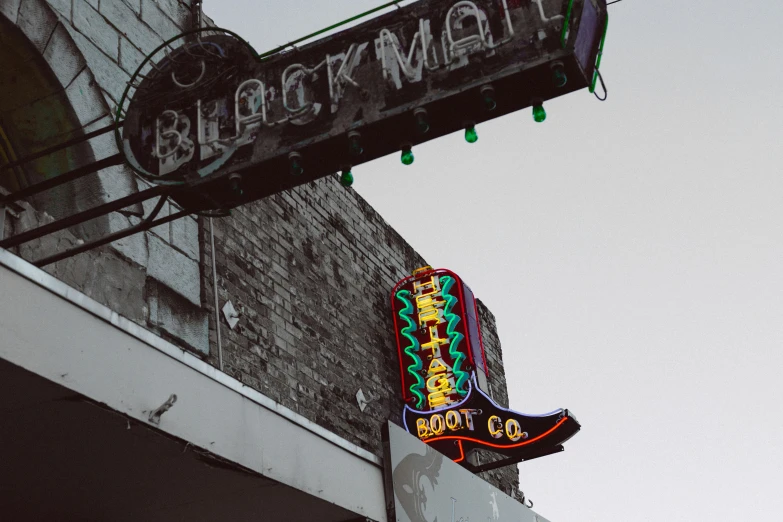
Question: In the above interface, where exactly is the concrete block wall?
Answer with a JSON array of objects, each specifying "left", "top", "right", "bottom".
[{"left": 200, "top": 175, "right": 520, "bottom": 493}]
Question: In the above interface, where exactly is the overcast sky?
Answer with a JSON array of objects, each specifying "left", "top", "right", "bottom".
[{"left": 209, "top": 1, "right": 783, "bottom": 521}]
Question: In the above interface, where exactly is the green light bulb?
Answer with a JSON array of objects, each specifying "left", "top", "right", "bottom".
[
  {"left": 401, "top": 148, "right": 414, "bottom": 165},
  {"left": 533, "top": 104, "right": 547, "bottom": 123},
  {"left": 340, "top": 169, "right": 354, "bottom": 187},
  {"left": 465, "top": 125, "right": 478, "bottom": 143}
]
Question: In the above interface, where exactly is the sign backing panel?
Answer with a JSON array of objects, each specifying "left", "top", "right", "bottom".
[{"left": 384, "top": 421, "right": 552, "bottom": 522}]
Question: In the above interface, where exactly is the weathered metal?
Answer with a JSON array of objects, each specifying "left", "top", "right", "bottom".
[
  {"left": 0, "top": 183, "right": 167, "bottom": 250},
  {"left": 0, "top": 153, "right": 123, "bottom": 206},
  {"left": 121, "top": 0, "right": 608, "bottom": 211},
  {"left": 0, "top": 122, "right": 121, "bottom": 176}
]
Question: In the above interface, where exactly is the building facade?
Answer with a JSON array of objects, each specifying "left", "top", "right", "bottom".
[{"left": 1, "top": 1, "right": 548, "bottom": 519}]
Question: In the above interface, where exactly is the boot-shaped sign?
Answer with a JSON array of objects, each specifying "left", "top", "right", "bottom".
[{"left": 391, "top": 267, "right": 580, "bottom": 464}]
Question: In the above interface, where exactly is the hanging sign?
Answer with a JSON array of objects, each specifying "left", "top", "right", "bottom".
[
  {"left": 391, "top": 267, "right": 580, "bottom": 464},
  {"left": 119, "top": 0, "right": 608, "bottom": 211}
]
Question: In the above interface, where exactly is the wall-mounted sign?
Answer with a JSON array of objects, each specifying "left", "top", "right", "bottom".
[
  {"left": 391, "top": 267, "right": 580, "bottom": 464},
  {"left": 119, "top": 0, "right": 608, "bottom": 211}
]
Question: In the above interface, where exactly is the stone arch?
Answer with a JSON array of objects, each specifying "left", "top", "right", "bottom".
[
  {"left": 0, "top": 0, "right": 141, "bottom": 246},
  {"left": 1, "top": 0, "right": 208, "bottom": 354}
]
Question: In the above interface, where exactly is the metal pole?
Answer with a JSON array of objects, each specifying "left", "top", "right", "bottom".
[{"left": 210, "top": 217, "right": 224, "bottom": 371}]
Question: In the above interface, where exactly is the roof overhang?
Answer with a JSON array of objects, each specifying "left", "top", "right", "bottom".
[{"left": 0, "top": 248, "right": 386, "bottom": 521}]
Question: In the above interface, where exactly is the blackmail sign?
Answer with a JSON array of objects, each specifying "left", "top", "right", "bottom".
[
  {"left": 391, "top": 267, "right": 580, "bottom": 464},
  {"left": 120, "top": 0, "right": 608, "bottom": 211}
]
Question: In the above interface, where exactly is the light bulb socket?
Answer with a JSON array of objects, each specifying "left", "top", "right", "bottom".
[
  {"left": 347, "top": 131, "right": 364, "bottom": 157},
  {"left": 288, "top": 152, "right": 304, "bottom": 176},
  {"left": 228, "top": 173, "right": 243, "bottom": 196},
  {"left": 551, "top": 61, "right": 567, "bottom": 88},
  {"left": 480, "top": 84, "right": 497, "bottom": 111},
  {"left": 414, "top": 108, "right": 430, "bottom": 135}
]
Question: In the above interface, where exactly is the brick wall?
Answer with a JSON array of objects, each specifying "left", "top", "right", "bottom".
[{"left": 200, "top": 175, "right": 521, "bottom": 493}]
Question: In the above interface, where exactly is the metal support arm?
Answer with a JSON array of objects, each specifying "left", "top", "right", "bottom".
[
  {"left": 462, "top": 445, "right": 564, "bottom": 473},
  {"left": 33, "top": 198, "right": 191, "bottom": 268},
  {"left": 0, "top": 184, "right": 168, "bottom": 249}
]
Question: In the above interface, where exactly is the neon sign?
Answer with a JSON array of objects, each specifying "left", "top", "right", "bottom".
[
  {"left": 119, "top": 0, "right": 608, "bottom": 211},
  {"left": 391, "top": 267, "right": 580, "bottom": 465}
]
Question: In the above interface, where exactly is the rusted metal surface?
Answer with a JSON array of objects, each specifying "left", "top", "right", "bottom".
[{"left": 122, "top": 0, "right": 607, "bottom": 211}]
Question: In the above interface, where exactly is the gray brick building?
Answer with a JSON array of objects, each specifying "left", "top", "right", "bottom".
[{"left": 0, "top": 1, "right": 554, "bottom": 519}]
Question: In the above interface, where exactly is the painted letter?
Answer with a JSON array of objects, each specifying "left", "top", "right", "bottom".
[
  {"left": 446, "top": 410, "right": 463, "bottom": 431},
  {"left": 443, "top": 1, "right": 494, "bottom": 67},
  {"left": 155, "top": 110, "right": 194, "bottom": 176},
  {"left": 430, "top": 414, "right": 446, "bottom": 436},
  {"left": 377, "top": 19, "right": 439, "bottom": 90},
  {"left": 417, "top": 418, "right": 431, "bottom": 438},
  {"left": 429, "top": 391, "right": 457, "bottom": 409},
  {"left": 421, "top": 326, "right": 449, "bottom": 353},
  {"left": 426, "top": 374, "right": 454, "bottom": 394},
  {"left": 427, "top": 358, "right": 453, "bottom": 377},
  {"left": 488, "top": 415, "right": 504, "bottom": 439},
  {"left": 505, "top": 418, "right": 524, "bottom": 442},
  {"left": 327, "top": 43, "right": 369, "bottom": 114},
  {"left": 282, "top": 63, "right": 324, "bottom": 125},
  {"left": 460, "top": 409, "right": 477, "bottom": 431}
]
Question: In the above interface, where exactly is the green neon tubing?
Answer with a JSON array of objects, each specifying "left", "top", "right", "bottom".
[
  {"left": 259, "top": 0, "right": 406, "bottom": 60},
  {"left": 440, "top": 276, "right": 469, "bottom": 397},
  {"left": 590, "top": 14, "right": 609, "bottom": 93},
  {"left": 396, "top": 290, "right": 426, "bottom": 409},
  {"left": 560, "top": 0, "right": 576, "bottom": 48}
]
